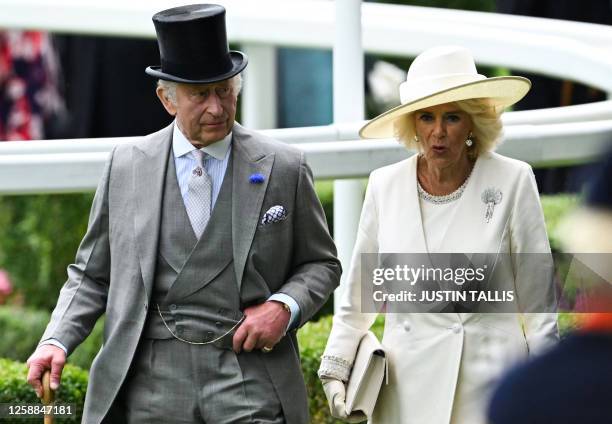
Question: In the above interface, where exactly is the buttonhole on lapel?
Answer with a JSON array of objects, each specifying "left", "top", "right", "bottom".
[{"left": 249, "top": 173, "right": 265, "bottom": 184}]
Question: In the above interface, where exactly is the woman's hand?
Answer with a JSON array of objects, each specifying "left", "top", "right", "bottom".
[{"left": 321, "top": 378, "right": 367, "bottom": 423}]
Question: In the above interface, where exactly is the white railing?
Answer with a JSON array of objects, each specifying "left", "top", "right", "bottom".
[{"left": 2, "top": 119, "right": 611, "bottom": 195}]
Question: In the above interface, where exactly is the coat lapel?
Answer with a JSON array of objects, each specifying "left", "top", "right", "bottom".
[
  {"left": 231, "top": 124, "right": 275, "bottom": 290},
  {"left": 133, "top": 123, "right": 173, "bottom": 298}
]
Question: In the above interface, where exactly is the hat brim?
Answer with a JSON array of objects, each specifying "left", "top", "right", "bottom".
[
  {"left": 145, "top": 50, "right": 247, "bottom": 84},
  {"left": 360, "top": 76, "right": 531, "bottom": 139}
]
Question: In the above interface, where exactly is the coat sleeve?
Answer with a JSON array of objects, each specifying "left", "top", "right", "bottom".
[
  {"left": 39, "top": 147, "right": 116, "bottom": 354},
  {"left": 318, "top": 172, "right": 380, "bottom": 381},
  {"left": 275, "top": 152, "right": 342, "bottom": 326},
  {"left": 510, "top": 164, "right": 559, "bottom": 355}
]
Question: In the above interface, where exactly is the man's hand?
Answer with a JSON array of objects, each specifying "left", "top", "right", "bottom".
[
  {"left": 233, "top": 301, "right": 290, "bottom": 353},
  {"left": 26, "top": 345, "right": 66, "bottom": 398}
]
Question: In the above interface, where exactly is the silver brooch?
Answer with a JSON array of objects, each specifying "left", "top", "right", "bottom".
[{"left": 481, "top": 188, "right": 502, "bottom": 223}]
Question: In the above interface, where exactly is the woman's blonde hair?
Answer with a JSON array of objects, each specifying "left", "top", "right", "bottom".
[{"left": 393, "top": 98, "right": 503, "bottom": 158}]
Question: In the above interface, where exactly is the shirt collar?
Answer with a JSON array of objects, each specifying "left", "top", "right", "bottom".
[{"left": 172, "top": 121, "right": 232, "bottom": 161}]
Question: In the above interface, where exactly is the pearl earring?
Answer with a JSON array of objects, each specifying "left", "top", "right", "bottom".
[
  {"left": 465, "top": 132, "right": 473, "bottom": 147},
  {"left": 414, "top": 135, "right": 419, "bottom": 143}
]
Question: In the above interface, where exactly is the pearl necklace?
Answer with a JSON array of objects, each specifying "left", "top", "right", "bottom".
[{"left": 417, "top": 166, "right": 474, "bottom": 205}]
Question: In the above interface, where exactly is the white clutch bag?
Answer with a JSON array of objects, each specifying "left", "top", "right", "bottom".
[{"left": 345, "top": 331, "right": 388, "bottom": 418}]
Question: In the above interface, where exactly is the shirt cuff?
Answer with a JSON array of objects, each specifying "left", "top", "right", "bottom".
[
  {"left": 268, "top": 293, "right": 301, "bottom": 332},
  {"left": 39, "top": 338, "right": 68, "bottom": 355}
]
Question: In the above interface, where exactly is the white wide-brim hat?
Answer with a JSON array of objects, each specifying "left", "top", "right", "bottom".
[{"left": 360, "top": 45, "right": 531, "bottom": 139}]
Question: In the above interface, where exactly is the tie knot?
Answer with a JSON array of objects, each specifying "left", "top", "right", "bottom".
[{"left": 192, "top": 149, "right": 206, "bottom": 166}]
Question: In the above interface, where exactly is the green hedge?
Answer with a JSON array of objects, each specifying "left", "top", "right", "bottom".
[
  {"left": 0, "top": 307, "right": 50, "bottom": 363},
  {"left": 0, "top": 358, "right": 87, "bottom": 423},
  {"left": 0, "top": 194, "right": 93, "bottom": 311},
  {"left": 0, "top": 307, "right": 104, "bottom": 370}
]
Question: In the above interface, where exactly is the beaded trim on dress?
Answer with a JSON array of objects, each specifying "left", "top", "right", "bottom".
[{"left": 417, "top": 166, "right": 473, "bottom": 204}]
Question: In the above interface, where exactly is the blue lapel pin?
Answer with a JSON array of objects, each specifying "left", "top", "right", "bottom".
[{"left": 249, "top": 173, "right": 265, "bottom": 184}]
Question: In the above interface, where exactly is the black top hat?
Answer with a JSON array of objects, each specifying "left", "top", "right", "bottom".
[{"left": 145, "top": 4, "right": 247, "bottom": 83}]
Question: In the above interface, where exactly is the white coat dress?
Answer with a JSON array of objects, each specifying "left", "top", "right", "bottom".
[{"left": 322, "top": 152, "right": 558, "bottom": 424}]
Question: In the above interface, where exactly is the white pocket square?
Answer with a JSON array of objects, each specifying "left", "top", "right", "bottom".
[{"left": 261, "top": 205, "right": 287, "bottom": 225}]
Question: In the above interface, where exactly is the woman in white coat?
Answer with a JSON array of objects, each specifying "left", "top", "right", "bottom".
[{"left": 318, "top": 46, "right": 559, "bottom": 424}]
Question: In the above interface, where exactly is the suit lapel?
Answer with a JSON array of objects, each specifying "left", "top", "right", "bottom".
[
  {"left": 133, "top": 123, "right": 173, "bottom": 298},
  {"left": 231, "top": 124, "right": 275, "bottom": 290}
]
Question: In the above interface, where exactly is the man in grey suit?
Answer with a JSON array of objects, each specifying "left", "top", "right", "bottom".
[{"left": 26, "top": 4, "right": 341, "bottom": 423}]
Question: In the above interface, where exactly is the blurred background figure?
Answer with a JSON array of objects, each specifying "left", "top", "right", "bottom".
[
  {"left": 488, "top": 148, "right": 612, "bottom": 424},
  {"left": 0, "top": 30, "right": 65, "bottom": 141}
]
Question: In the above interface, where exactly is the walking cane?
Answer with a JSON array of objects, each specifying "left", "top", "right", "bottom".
[{"left": 41, "top": 370, "right": 54, "bottom": 424}]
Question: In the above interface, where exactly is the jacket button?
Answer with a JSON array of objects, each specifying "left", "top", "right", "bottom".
[
  {"left": 450, "top": 323, "right": 462, "bottom": 334},
  {"left": 215, "top": 321, "right": 223, "bottom": 328},
  {"left": 170, "top": 304, "right": 177, "bottom": 311}
]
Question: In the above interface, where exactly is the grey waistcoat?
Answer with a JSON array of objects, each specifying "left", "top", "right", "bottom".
[{"left": 142, "top": 152, "right": 242, "bottom": 345}]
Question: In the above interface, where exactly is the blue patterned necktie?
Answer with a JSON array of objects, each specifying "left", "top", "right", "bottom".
[{"left": 185, "top": 149, "right": 212, "bottom": 238}]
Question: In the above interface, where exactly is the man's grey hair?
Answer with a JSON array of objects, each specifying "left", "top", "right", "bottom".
[{"left": 157, "top": 73, "right": 243, "bottom": 105}]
